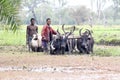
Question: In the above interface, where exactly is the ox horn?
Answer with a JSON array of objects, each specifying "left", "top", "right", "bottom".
[
  {"left": 71, "top": 26, "right": 75, "bottom": 33},
  {"left": 79, "top": 28, "right": 83, "bottom": 36},
  {"left": 86, "top": 29, "right": 91, "bottom": 36},
  {"left": 62, "top": 24, "right": 66, "bottom": 34},
  {"left": 57, "top": 28, "right": 60, "bottom": 35},
  {"left": 66, "top": 25, "right": 76, "bottom": 37}
]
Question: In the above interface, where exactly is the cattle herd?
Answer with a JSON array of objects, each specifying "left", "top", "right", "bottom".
[{"left": 28, "top": 24, "right": 94, "bottom": 55}]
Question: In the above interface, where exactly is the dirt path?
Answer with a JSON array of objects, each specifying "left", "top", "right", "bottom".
[{"left": 0, "top": 46, "right": 120, "bottom": 80}]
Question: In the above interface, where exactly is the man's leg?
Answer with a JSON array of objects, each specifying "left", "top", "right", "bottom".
[
  {"left": 28, "top": 37, "right": 32, "bottom": 52},
  {"left": 42, "top": 40, "right": 48, "bottom": 53}
]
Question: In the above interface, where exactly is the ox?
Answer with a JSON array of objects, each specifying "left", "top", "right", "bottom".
[
  {"left": 77, "top": 29, "right": 94, "bottom": 54},
  {"left": 50, "top": 24, "right": 75, "bottom": 54},
  {"left": 29, "top": 34, "right": 43, "bottom": 52}
]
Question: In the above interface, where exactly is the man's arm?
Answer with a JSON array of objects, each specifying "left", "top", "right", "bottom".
[
  {"left": 36, "top": 26, "right": 38, "bottom": 33},
  {"left": 51, "top": 27, "right": 57, "bottom": 35},
  {"left": 41, "top": 26, "right": 46, "bottom": 39},
  {"left": 26, "top": 26, "right": 29, "bottom": 44}
]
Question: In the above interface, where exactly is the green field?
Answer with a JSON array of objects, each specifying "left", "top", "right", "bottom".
[{"left": 0, "top": 25, "right": 120, "bottom": 56}]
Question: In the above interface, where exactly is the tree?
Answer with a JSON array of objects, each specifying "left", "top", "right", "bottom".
[
  {"left": 22, "top": 0, "right": 47, "bottom": 24},
  {"left": 90, "top": 0, "right": 111, "bottom": 25},
  {"left": 95, "top": 0, "right": 109, "bottom": 20},
  {"left": 35, "top": 3, "right": 53, "bottom": 24},
  {"left": 112, "top": 0, "right": 120, "bottom": 21},
  {"left": 0, "top": 0, "right": 20, "bottom": 31},
  {"left": 89, "top": 0, "right": 96, "bottom": 27},
  {"left": 70, "top": 6, "right": 91, "bottom": 25},
  {"left": 51, "top": 0, "right": 67, "bottom": 25}
]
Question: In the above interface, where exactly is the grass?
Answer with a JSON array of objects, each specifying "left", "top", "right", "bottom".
[
  {"left": 1, "top": 25, "right": 120, "bottom": 46},
  {"left": 93, "top": 45, "right": 120, "bottom": 56},
  {"left": 0, "top": 25, "right": 120, "bottom": 56},
  {"left": 0, "top": 30, "right": 25, "bottom": 45}
]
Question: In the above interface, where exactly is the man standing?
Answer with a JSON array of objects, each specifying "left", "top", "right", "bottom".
[
  {"left": 26, "top": 18, "right": 38, "bottom": 50},
  {"left": 41, "top": 18, "right": 57, "bottom": 52}
]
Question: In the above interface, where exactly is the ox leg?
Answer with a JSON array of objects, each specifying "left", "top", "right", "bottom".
[
  {"left": 68, "top": 46, "right": 71, "bottom": 54},
  {"left": 86, "top": 51, "right": 90, "bottom": 54},
  {"left": 74, "top": 39, "right": 78, "bottom": 52},
  {"left": 50, "top": 47, "right": 54, "bottom": 55},
  {"left": 85, "top": 47, "right": 90, "bottom": 54},
  {"left": 37, "top": 47, "right": 40, "bottom": 52},
  {"left": 91, "top": 44, "right": 94, "bottom": 53},
  {"left": 35, "top": 47, "right": 38, "bottom": 52},
  {"left": 79, "top": 49, "right": 83, "bottom": 53},
  {"left": 61, "top": 47, "right": 65, "bottom": 55},
  {"left": 80, "top": 48, "right": 84, "bottom": 53},
  {"left": 67, "top": 40, "right": 72, "bottom": 54},
  {"left": 38, "top": 47, "right": 44, "bottom": 52}
]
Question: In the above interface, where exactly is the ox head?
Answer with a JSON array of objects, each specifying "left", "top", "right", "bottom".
[
  {"left": 50, "top": 28, "right": 62, "bottom": 51},
  {"left": 62, "top": 24, "right": 75, "bottom": 38},
  {"left": 61, "top": 24, "right": 75, "bottom": 47},
  {"left": 79, "top": 28, "right": 92, "bottom": 49},
  {"left": 50, "top": 24, "right": 75, "bottom": 53}
]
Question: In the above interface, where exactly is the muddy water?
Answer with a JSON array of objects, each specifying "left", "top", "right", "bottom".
[
  {"left": 0, "top": 66, "right": 107, "bottom": 73},
  {"left": 0, "top": 66, "right": 120, "bottom": 80}
]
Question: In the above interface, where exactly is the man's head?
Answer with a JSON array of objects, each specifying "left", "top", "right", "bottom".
[
  {"left": 30, "top": 18, "right": 35, "bottom": 25},
  {"left": 46, "top": 18, "right": 51, "bottom": 25}
]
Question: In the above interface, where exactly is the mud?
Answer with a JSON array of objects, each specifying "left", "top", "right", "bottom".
[
  {"left": 0, "top": 46, "right": 120, "bottom": 80},
  {"left": 0, "top": 66, "right": 120, "bottom": 80},
  {"left": 0, "top": 66, "right": 109, "bottom": 73}
]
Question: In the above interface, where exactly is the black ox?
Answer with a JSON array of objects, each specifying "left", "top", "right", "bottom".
[
  {"left": 77, "top": 29, "right": 94, "bottom": 54},
  {"left": 50, "top": 24, "right": 75, "bottom": 55}
]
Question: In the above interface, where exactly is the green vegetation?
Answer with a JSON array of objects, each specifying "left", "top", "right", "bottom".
[
  {"left": 92, "top": 26, "right": 120, "bottom": 45},
  {"left": 0, "top": 25, "right": 120, "bottom": 46},
  {"left": 0, "top": 0, "right": 20, "bottom": 31},
  {"left": 0, "top": 25, "right": 120, "bottom": 56},
  {"left": 93, "top": 45, "right": 120, "bottom": 56},
  {"left": 0, "top": 0, "right": 120, "bottom": 57}
]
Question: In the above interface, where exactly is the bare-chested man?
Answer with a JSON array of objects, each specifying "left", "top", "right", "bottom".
[{"left": 26, "top": 18, "right": 38, "bottom": 45}]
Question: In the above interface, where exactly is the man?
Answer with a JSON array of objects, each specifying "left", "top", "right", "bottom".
[
  {"left": 41, "top": 18, "right": 57, "bottom": 52},
  {"left": 26, "top": 18, "right": 38, "bottom": 46}
]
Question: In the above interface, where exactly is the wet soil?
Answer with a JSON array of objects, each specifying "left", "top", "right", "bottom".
[{"left": 0, "top": 46, "right": 120, "bottom": 80}]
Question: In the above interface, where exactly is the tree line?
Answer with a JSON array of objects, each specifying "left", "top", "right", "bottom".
[{"left": 0, "top": 0, "right": 120, "bottom": 31}]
